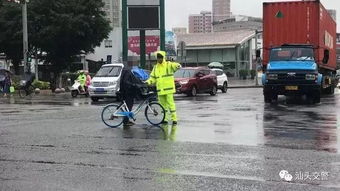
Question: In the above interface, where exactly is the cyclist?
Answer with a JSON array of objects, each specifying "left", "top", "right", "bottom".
[
  {"left": 23, "top": 72, "right": 35, "bottom": 95},
  {"left": 119, "top": 63, "right": 140, "bottom": 127},
  {"left": 147, "top": 51, "right": 181, "bottom": 125},
  {"left": 77, "top": 70, "right": 86, "bottom": 92}
]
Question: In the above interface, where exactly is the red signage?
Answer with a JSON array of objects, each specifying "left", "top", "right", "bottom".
[{"left": 128, "top": 36, "right": 160, "bottom": 55}]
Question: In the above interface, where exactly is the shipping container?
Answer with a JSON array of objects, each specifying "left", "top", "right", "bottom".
[{"left": 263, "top": 0, "right": 337, "bottom": 71}]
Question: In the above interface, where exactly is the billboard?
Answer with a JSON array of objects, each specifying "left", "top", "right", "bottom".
[
  {"left": 165, "top": 31, "right": 177, "bottom": 57},
  {"left": 128, "top": 36, "right": 160, "bottom": 55}
]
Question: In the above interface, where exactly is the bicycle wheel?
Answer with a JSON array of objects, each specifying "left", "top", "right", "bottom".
[
  {"left": 145, "top": 102, "right": 165, "bottom": 126},
  {"left": 101, "top": 104, "right": 124, "bottom": 128}
]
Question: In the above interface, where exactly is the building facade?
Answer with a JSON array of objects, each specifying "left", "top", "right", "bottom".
[
  {"left": 176, "top": 30, "right": 256, "bottom": 77},
  {"left": 188, "top": 11, "right": 212, "bottom": 33},
  {"left": 213, "top": 15, "right": 262, "bottom": 32},
  {"left": 172, "top": 27, "right": 187, "bottom": 35},
  {"left": 212, "top": 0, "right": 231, "bottom": 23}
]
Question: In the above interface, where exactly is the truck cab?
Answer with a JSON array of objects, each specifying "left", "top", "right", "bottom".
[{"left": 262, "top": 44, "right": 322, "bottom": 103}]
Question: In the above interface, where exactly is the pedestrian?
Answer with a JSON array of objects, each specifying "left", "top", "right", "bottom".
[
  {"left": 85, "top": 70, "right": 91, "bottom": 90},
  {"left": 119, "top": 63, "right": 139, "bottom": 127},
  {"left": 146, "top": 51, "right": 181, "bottom": 125},
  {"left": 0, "top": 73, "right": 4, "bottom": 94},
  {"left": 3, "top": 71, "right": 11, "bottom": 97}
]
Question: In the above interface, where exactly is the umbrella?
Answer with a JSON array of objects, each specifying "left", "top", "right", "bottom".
[{"left": 208, "top": 62, "right": 224, "bottom": 69}]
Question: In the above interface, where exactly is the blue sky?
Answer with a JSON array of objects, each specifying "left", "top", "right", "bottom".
[{"left": 165, "top": 0, "right": 340, "bottom": 32}]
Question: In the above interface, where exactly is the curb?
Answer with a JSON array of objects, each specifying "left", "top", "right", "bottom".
[{"left": 229, "top": 86, "right": 263, "bottom": 89}]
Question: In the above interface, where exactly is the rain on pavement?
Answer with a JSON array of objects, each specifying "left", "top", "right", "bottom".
[{"left": 0, "top": 88, "right": 340, "bottom": 190}]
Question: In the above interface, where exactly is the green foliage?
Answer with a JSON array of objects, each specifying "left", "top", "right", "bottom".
[
  {"left": 11, "top": 75, "right": 21, "bottom": 90},
  {"left": 0, "top": 1, "right": 24, "bottom": 74},
  {"left": 250, "top": 69, "right": 256, "bottom": 79},
  {"left": 239, "top": 69, "right": 249, "bottom": 79},
  {"left": 32, "top": 80, "right": 50, "bottom": 90},
  {"left": 28, "top": 0, "right": 112, "bottom": 73}
]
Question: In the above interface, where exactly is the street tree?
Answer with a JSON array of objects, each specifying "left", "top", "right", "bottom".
[
  {"left": 0, "top": 0, "right": 111, "bottom": 80},
  {"left": 29, "top": 0, "right": 112, "bottom": 86},
  {"left": 0, "top": 1, "right": 23, "bottom": 74}
]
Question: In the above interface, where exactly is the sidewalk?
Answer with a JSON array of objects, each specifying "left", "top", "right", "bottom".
[{"left": 228, "top": 77, "right": 263, "bottom": 88}]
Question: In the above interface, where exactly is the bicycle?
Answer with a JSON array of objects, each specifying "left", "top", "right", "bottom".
[
  {"left": 101, "top": 91, "right": 166, "bottom": 128},
  {"left": 19, "top": 80, "right": 35, "bottom": 98}
]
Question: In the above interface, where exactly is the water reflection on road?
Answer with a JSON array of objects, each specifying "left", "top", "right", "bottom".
[{"left": 1, "top": 89, "right": 340, "bottom": 153}]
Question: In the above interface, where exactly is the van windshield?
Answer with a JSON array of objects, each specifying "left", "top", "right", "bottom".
[{"left": 95, "top": 66, "right": 122, "bottom": 77}]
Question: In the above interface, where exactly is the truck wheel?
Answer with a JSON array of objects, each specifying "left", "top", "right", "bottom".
[
  {"left": 307, "top": 91, "right": 321, "bottom": 104},
  {"left": 264, "top": 94, "right": 272, "bottom": 103},
  {"left": 324, "top": 86, "right": 335, "bottom": 95},
  {"left": 272, "top": 94, "right": 278, "bottom": 102},
  {"left": 313, "top": 93, "right": 321, "bottom": 104}
]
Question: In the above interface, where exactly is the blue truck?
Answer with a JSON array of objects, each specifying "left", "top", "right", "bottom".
[{"left": 262, "top": 1, "right": 338, "bottom": 103}]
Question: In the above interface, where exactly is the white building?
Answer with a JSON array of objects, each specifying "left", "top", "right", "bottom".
[
  {"left": 172, "top": 27, "right": 187, "bottom": 35},
  {"left": 86, "top": 0, "right": 122, "bottom": 67}
]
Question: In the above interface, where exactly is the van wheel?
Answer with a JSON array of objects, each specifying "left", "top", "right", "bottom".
[
  {"left": 91, "top": 97, "right": 99, "bottom": 102},
  {"left": 221, "top": 82, "right": 228, "bottom": 93}
]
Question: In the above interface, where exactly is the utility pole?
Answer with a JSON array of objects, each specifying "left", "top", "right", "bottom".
[
  {"left": 160, "top": 0, "right": 165, "bottom": 51},
  {"left": 255, "top": 30, "right": 259, "bottom": 86},
  {"left": 22, "top": 0, "right": 29, "bottom": 73},
  {"left": 122, "top": 0, "right": 128, "bottom": 64},
  {"left": 254, "top": 30, "right": 262, "bottom": 86}
]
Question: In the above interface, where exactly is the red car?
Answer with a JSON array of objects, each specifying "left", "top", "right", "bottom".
[{"left": 174, "top": 67, "right": 218, "bottom": 96}]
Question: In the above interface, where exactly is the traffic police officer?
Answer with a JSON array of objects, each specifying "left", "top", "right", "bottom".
[{"left": 147, "top": 51, "right": 181, "bottom": 125}]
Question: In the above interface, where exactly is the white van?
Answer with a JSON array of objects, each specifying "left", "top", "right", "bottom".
[{"left": 88, "top": 63, "right": 124, "bottom": 102}]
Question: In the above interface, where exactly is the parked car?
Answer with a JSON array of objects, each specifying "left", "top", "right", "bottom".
[
  {"left": 211, "top": 68, "right": 228, "bottom": 93},
  {"left": 174, "top": 67, "right": 217, "bottom": 96},
  {"left": 88, "top": 63, "right": 124, "bottom": 102}
]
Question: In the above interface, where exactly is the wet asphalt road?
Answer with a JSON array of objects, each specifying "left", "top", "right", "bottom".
[{"left": 0, "top": 89, "right": 340, "bottom": 191}]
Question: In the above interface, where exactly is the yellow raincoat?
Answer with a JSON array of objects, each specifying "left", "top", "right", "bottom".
[{"left": 147, "top": 51, "right": 181, "bottom": 122}]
